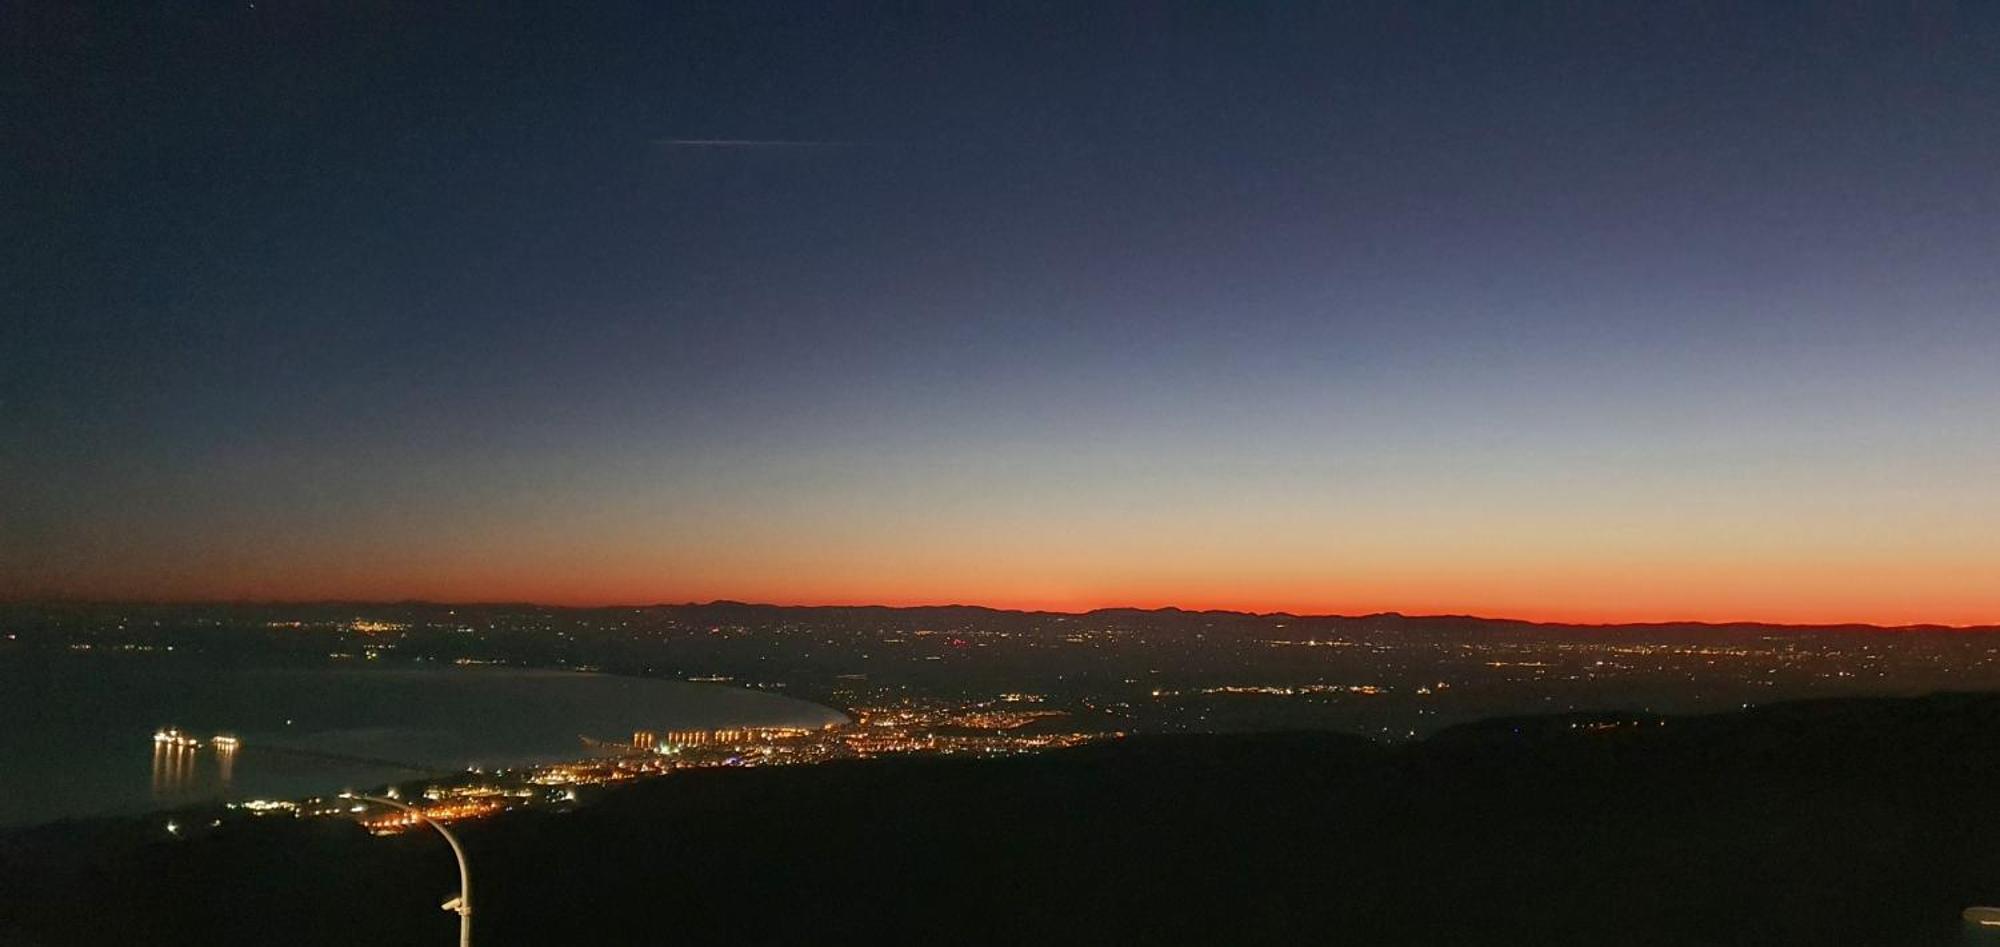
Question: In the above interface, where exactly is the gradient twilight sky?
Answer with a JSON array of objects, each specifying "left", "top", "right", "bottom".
[{"left": 5, "top": 3, "right": 1999, "bottom": 623}]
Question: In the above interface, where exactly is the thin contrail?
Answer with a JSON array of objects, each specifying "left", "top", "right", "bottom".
[{"left": 653, "top": 138, "right": 867, "bottom": 149}]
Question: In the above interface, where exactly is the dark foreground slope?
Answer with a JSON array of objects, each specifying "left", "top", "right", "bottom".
[{"left": 10, "top": 695, "right": 2000, "bottom": 946}]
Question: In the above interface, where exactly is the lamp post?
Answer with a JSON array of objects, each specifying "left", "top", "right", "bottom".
[{"left": 343, "top": 791, "right": 473, "bottom": 947}]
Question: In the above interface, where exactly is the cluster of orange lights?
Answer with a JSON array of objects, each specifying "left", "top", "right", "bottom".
[
  {"left": 949, "top": 710, "right": 1069, "bottom": 730},
  {"left": 359, "top": 799, "right": 503, "bottom": 836}
]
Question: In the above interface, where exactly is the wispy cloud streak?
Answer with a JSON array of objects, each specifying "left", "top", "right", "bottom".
[{"left": 654, "top": 139, "right": 869, "bottom": 149}]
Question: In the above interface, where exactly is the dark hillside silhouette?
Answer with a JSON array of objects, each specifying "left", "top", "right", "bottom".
[{"left": 8, "top": 694, "right": 2000, "bottom": 945}]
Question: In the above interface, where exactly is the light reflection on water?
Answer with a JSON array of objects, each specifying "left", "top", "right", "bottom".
[
  {"left": 148, "top": 739, "right": 236, "bottom": 803},
  {"left": 0, "top": 657, "right": 844, "bottom": 826}
]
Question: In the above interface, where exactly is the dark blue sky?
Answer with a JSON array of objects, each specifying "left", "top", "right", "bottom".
[{"left": 6, "top": 2, "right": 1999, "bottom": 621}]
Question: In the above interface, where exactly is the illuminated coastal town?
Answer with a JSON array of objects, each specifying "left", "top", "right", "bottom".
[
  {"left": 8, "top": 4, "right": 2000, "bottom": 943},
  {"left": 1, "top": 599, "right": 1994, "bottom": 842},
  {"left": 194, "top": 699, "right": 1117, "bottom": 836}
]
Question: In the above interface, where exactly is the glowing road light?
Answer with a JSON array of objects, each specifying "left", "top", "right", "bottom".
[{"left": 341, "top": 792, "right": 473, "bottom": 947}]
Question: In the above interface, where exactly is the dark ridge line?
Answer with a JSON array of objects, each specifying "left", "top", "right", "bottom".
[{"left": 2, "top": 598, "right": 1994, "bottom": 633}]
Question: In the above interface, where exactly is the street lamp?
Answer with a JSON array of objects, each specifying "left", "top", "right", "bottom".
[{"left": 342, "top": 791, "right": 473, "bottom": 947}]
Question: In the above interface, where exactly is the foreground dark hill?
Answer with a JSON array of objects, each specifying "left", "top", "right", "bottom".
[{"left": 10, "top": 695, "right": 2000, "bottom": 946}]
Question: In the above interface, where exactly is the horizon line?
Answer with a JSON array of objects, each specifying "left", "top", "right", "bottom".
[{"left": 2, "top": 595, "right": 1993, "bottom": 632}]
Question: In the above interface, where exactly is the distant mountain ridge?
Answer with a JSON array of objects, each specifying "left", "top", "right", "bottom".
[{"left": 5, "top": 598, "right": 1994, "bottom": 634}]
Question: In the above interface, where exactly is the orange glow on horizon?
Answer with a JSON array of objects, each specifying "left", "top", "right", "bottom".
[
  {"left": 12, "top": 527, "right": 1997, "bottom": 629},
  {"left": 15, "top": 578, "right": 1996, "bottom": 629}
]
